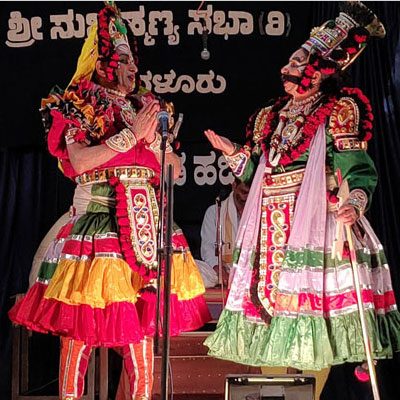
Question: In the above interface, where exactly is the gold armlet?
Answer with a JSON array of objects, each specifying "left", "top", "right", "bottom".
[
  {"left": 148, "top": 133, "right": 172, "bottom": 154},
  {"left": 105, "top": 128, "right": 137, "bottom": 153}
]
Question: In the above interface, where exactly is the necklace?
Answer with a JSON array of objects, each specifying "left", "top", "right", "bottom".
[
  {"left": 287, "top": 91, "right": 323, "bottom": 118},
  {"left": 105, "top": 87, "right": 127, "bottom": 98},
  {"left": 291, "top": 91, "right": 322, "bottom": 106},
  {"left": 261, "top": 95, "right": 336, "bottom": 167},
  {"left": 104, "top": 88, "right": 137, "bottom": 130},
  {"left": 268, "top": 114, "right": 306, "bottom": 166},
  {"left": 98, "top": 86, "right": 137, "bottom": 131},
  {"left": 268, "top": 93, "right": 322, "bottom": 166}
]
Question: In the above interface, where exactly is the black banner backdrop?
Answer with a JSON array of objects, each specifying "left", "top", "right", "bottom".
[
  {"left": 0, "top": 1, "right": 317, "bottom": 251},
  {"left": 1, "top": 2, "right": 400, "bottom": 400}
]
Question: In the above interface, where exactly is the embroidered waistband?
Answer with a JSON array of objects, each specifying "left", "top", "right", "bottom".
[
  {"left": 264, "top": 169, "right": 337, "bottom": 194},
  {"left": 266, "top": 169, "right": 305, "bottom": 189},
  {"left": 266, "top": 168, "right": 337, "bottom": 190},
  {"left": 75, "top": 166, "right": 155, "bottom": 185}
]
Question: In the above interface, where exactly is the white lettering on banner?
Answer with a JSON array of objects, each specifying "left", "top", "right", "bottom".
[
  {"left": 140, "top": 70, "right": 226, "bottom": 95},
  {"left": 50, "top": 9, "right": 86, "bottom": 40},
  {"left": 188, "top": 6, "right": 286, "bottom": 38},
  {"left": 187, "top": 5, "right": 213, "bottom": 35},
  {"left": 175, "top": 152, "right": 187, "bottom": 186},
  {"left": 188, "top": 5, "right": 253, "bottom": 38},
  {"left": 85, "top": 13, "right": 97, "bottom": 36},
  {"left": 218, "top": 156, "right": 234, "bottom": 185},
  {"left": 181, "top": 152, "right": 234, "bottom": 186},
  {"left": 213, "top": 10, "right": 253, "bottom": 40},
  {"left": 193, "top": 152, "right": 217, "bottom": 185},
  {"left": 5, "top": 7, "right": 289, "bottom": 48},
  {"left": 196, "top": 71, "right": 226, "bottom": 94},
  {"left": 122, "top": 7, "right": 146, "bottom": 36},
  {"left": 144, "top": 10, "right": 180, "bottom": 46},
  {"left": 6, "top": 11, "right": 43, "bottom": 48},
  {"left": 265, "top": 11, "right": 285, "bottom": 36}
]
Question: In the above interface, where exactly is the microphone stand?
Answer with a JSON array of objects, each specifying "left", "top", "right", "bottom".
[
  {"left": 154, "top": 131, "right": 174, "bottom": 400},
  {"left": 154, "top": 133, "right": 166, "bottom": 353},
  {"left": 161, "top": 164, "right": 174, "bottom": 400},
  {"left": 214, "top": 196, "right": 225, "bottom": 304}
]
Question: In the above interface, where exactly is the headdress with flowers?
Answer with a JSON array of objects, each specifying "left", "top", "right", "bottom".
[
  {"left": 68, "top": 1, "right": 136, "bottom": 87},
  {"left": 297, "top": 1, "right": 385, "bottom": 94}
]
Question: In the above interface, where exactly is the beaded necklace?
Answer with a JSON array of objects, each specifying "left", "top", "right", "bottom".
[
  {"left": 104, "top": 87, "right": 127, "bottom": 98},
  {"left": 261, "top": 94, "right": 336, "bottom": 167},
  {"left": 268, "top": 92, "right": 323, "bottom": 166}
]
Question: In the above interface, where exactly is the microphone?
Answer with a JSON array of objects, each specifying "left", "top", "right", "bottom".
[
  {"left": 172, "top": 113, "right": 183, "bottom": 140},
  {"left": 201, "top": 20, "right": 210, "bottom": 60},
  {"left": 157, "top": 110, "right": 169, "bottom": 140}
]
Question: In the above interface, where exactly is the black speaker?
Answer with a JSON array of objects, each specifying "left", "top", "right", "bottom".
[{"left": 225, "top": 374, "right": 315, "bottom": 400}]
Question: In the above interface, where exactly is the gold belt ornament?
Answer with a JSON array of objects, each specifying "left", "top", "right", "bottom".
[
  {"left": 76, "top": 166, "right": 155, "bottom": 185},
  {"left": 266, "top": 169, "right": 337, "bottom": 189},
  {"left": 266, "top": 169, "right": 305, "bottom": 189}
]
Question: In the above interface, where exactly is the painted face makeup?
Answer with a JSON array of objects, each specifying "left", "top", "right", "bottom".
[{"left": 115, "top": 44, "right": 137, "bottom": 94}]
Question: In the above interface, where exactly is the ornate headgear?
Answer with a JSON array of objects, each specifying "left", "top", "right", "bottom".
[
  {"left": 302, "top": 1, "right": 385, "bottom": 71},
  {"left": 296, "top": 1, "right": 385, "bottom": 94},
  {"left": 68, "top": 1, "right": 134, "bottom": 87}
]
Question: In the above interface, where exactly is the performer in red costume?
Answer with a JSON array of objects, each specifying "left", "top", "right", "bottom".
[
  {"left": 204, "top": 1, "right": 400, "bottom": 398},
  {"left": 9, "top": 3, "right": 210, "bottom": 399}
]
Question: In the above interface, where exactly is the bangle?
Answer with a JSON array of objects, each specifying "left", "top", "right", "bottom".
[
  {"left": 148, "top": 133, "right": 173, "bottom": 154},
  {"left": 345, "top": 189, "right": 368, "bottom": 217},
  {"left": 223, "top": 143, "right": 240, "bottom": 157},
  {"left": 105, "top": 128, "right": 137, "bottom": 153},
  {"left": 148, "top": 133, "right": 161, "bottom": 153},
  {"left": 65, "top": 127, "right": 90, "bottom": 145}
]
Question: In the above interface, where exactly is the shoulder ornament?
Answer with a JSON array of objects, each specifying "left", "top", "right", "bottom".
[{"left": 329, "top": 97, "right": 367, "bottom": 152}]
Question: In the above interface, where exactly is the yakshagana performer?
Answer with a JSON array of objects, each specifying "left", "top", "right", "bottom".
[
  {"left": 204, "top": 0, "right": 400, "bottom": 394},
  {"left": 9, "top": 3, "right": 210, "bottom": 399}
]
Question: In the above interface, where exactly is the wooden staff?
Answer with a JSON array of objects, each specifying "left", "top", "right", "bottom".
[{"left": 333, "top": 170, "right": 380, "bottom": 400}]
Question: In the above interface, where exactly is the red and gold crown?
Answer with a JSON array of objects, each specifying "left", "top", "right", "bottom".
[
  {"left": 302, "top": 1, "right": 385, "bottom": 71},
  {"left": 97, "top": 2, "right": 132, "bottom": 81},
  {"left": 69, "top": 1, "right": 137, "bottom": 86}
]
